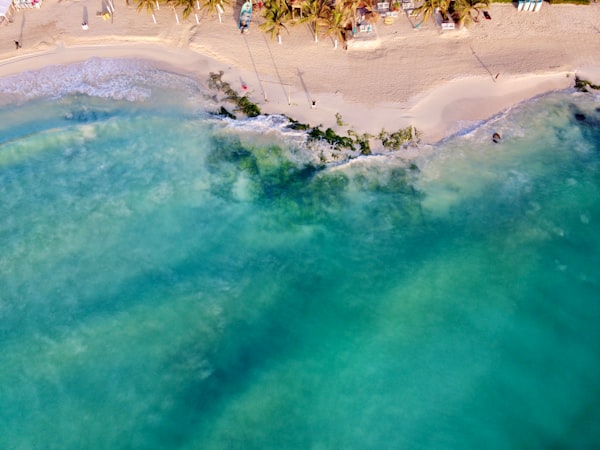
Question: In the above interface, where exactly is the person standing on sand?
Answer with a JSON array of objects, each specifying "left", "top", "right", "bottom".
[{"left": 14, "top": 40, "right": 21, "bottom": 50}]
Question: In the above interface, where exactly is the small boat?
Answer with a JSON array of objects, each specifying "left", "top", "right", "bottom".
[{"left": 239, "top": 1, "right": 253, "bottom": 33}]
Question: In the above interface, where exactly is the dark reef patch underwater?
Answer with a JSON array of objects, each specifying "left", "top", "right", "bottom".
[{"left": 1, "top": 62, "right": 600, "bottom": 449}]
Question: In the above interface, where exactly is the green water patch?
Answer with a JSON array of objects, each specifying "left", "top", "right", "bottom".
[
  {"left": 2, "top": 89, "right": 600, "bottom": 449},
  {"left": 203, "top": 131, "right": 426, "bottom": 227}
]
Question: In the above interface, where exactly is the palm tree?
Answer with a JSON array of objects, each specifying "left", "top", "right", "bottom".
[
  {"left": 412, "top": 0, "right": 449, "bottom": 27},
  {"left": 177, "top": 0, "right": 197, "bottom": 19},
  {"left": 164, "top": 0, "right": 181, "bottom": 22},
  {"left": 260, "top": 0, "right": 291, "bottom": 44},
  {"left": 327, "top": 3, "right": 352, "bottom": 49},
  {"left": 340, "top": 0, "right": 361, "bottom": 33},
  {"left": 300, "top": 0, "right": 331, "bottom": 43},
  {"left": 137, "top": 0, "right": 158, "bottom": 22},
  {"left": 201, "top": 0, "right": 229, "bottom": 17},
  {"left": 451, "top": 0, "right": 488, "bottom": 27}
]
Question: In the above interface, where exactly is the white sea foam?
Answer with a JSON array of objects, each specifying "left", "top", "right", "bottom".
[
  {"left": 0, "top": 57, "right": 200, "bottom": 103},
  {"left": 216, "top": 114, "right": 321, "bottom": 166},
  {"left": 221, "top": 114, "right": 307, "bottom": 141}
]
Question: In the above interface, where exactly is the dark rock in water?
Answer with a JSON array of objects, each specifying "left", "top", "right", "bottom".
[
  {"left": 217, "top": 106, "right": 236, "bottom": 120},
  {"left": 574, "top": 113, "right": 586, "bottom": 122},
  {"left": 65, "top": 108, "right": 109, "bottom": 122}
]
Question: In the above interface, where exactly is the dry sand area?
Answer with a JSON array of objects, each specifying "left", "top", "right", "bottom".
[{"left": 0, "top": 0, "right": 599, "bottom": 143}]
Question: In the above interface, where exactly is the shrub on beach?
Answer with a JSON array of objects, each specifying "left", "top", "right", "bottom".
[
  {"left": 208, "top": 71, "right": 262, "bottom": 118},
  {"left": 378, "top": 127, "right": 421, "bottom": 151},
  {"left": 347, "top": 130, "right": 373, "bottom": 155},
  {"left": 574, "top": 76, "right": 600, "bottom": 92},
  {"left": 308, "top": 126, "right": 355, "bottom": 150}
]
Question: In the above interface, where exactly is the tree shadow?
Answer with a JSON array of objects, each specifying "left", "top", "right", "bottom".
[
  {"left": 242, "top": 34, "right": 268, "bottom": 101},
  {"left": 470, "top": 46, "right": 496, "bottom": 82},
  {"left": 296, "top": 68, "right": 313, "bottom": 107},
  {"left": 262, "top": 34, "right": 288, "bottom": 101},
  {"left": 17, "top": 12, "right": 26, "bottom": 47}
]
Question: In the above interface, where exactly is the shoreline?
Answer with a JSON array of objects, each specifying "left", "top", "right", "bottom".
[{"left": 1, "top": 0, "right": 599, "bottom": 146}]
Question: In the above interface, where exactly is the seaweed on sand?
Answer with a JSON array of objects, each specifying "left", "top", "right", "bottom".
[
  {"left": 574, "top": 76, "right": 600, "bottom": 93},
  {"left": 378, "top": 126, "right": 422, "bottom": 151},
  {"left": 208, "top": 71, "right": 262, "bottom": 118}
]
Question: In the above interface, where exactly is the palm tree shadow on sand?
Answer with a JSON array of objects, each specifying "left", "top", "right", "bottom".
[
  {"left": 470, "top": 46, "right": 496, "bottom": 82},
  {"left": 296, "top": 69, "right": 313, "bottom": 107},
  {"left": 242, "top": 34, "right": 268, "bottom": 101}
]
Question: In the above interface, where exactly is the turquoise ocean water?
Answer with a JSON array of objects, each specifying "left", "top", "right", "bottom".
[{"left": 1, "top": 59, "right": 599, "bottom": 449}]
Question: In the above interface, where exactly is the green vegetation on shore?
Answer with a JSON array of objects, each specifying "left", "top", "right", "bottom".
[
  {"left": 378, "top": 127, "right": 422, "bottom": 151},
  {"left": 574, "top": 76, "right": 600, "bottom": 92},
  {"left": 208, "top": 73, "right": 421, "bottom": 160},
  {"left": 208, "top": 71, "right": 261, "bottom": 118},
  {"left": 288, "top": 118, "right": 421, "bottom": 155}
]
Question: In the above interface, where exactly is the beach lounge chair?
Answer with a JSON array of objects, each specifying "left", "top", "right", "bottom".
[
  {"left": 517, "top": 0, "right": 524, "bottom": 10},
  {"left": 534, "top": 0, "right": 543, "bottom": 11}
]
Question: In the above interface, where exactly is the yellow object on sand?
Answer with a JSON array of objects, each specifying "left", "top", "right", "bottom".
[{"left": 384, "top": 16, "right": 394, "bottom": 25}]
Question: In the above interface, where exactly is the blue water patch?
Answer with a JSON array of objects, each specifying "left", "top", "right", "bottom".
[{"left": 1, "top": 64, "right": 599, "bottom": 449}]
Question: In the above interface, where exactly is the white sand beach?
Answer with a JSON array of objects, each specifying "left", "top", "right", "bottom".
[{"left": 0, "top": 0, "right": 599, "bottom": 144}]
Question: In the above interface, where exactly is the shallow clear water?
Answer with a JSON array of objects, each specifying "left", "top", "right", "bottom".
[{"left": 1, "top": 60, "right": 599, "bottom": 449}]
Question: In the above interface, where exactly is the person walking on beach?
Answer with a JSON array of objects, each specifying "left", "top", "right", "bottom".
[{"left": 14, "top": 40, "right": 21, "bottom": 50}]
